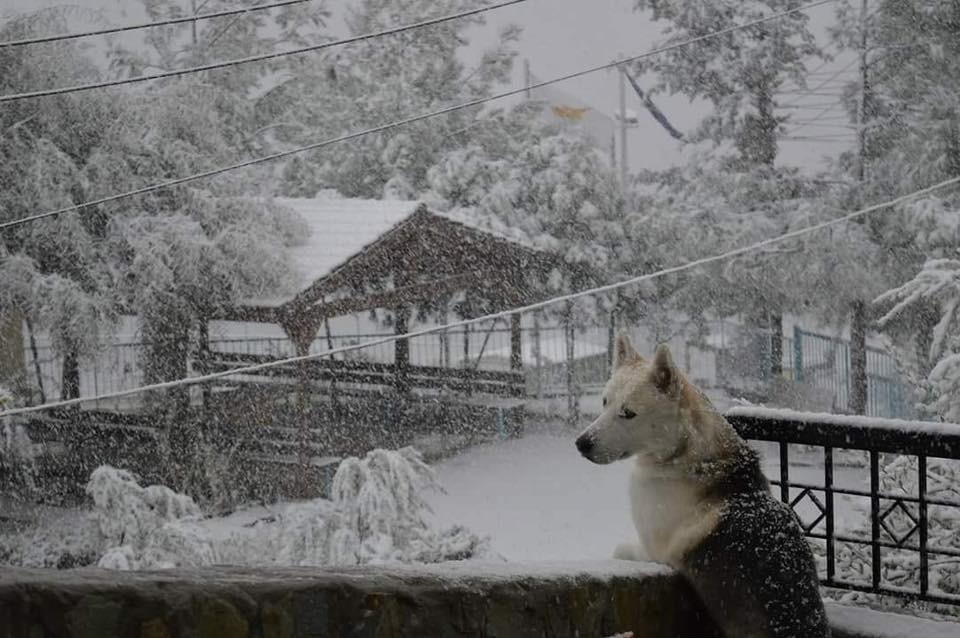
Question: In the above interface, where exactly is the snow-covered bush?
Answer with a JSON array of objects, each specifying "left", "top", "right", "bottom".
[
  {"left": 86, "top": 466, "right": 202, "bottom": 556},
  {"left": 1, "top": 448, "right": 487, "bottom": 571},
  {"left": 0, "top": 512, "right": 102, "bottom": 569},
  {"left": 265, "top": 448, "right": 486, "bottom": 566},
  {"left": 226, "top": 448, "right": 487, "bottom": 568}
]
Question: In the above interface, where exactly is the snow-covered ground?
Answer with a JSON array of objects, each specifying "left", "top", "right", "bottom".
[
  {"left": 428, "top": 430, "right": 636, "bottom": 561},
  {"left": 2, "top": 424, "right": 875, "bottom": 569},
  {"left": 427, "top": 428, "right": 873, "bottom": 562}
]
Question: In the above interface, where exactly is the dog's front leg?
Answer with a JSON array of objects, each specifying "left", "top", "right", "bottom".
[{"left": 613, "top": 541, "right": 648, "bottom": 562}]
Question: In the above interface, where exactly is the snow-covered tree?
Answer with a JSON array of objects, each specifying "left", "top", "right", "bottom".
[
  {"left": 876, "top": 256, "right": 960, "bottom": 421},
  {"left": 89, "top": 1, "right": 317, "bottom": 402},
  {"left": 277, "top": 0, "right": 520, "bottom": 199},
  {"left": 631, "top": 0, "right": 820, "bottom": 166},
  {"left": 628, "top": 0, "right": 824, "bottom": 376},
  {"left": 425, "top": 112, "right": 626, "bottom": 326},
  {"left": 627, "top": 149, "right": 827, "bottom": 368},
  {"left": 0, "top": 9, "right": 120, "bottom": 400}
]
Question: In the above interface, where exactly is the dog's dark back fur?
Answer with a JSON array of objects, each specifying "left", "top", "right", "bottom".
[{"left": 681, "top": 445, "right": 830, "bottom": 637}]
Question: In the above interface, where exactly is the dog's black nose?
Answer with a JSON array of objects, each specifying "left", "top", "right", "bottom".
[{"left": 576, "top": 436, "right": 594, "bottom": 456}]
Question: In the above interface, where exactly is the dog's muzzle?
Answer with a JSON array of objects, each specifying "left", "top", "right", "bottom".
[{"left": 575, "top": 435, "right": 595, "bottom": 458}]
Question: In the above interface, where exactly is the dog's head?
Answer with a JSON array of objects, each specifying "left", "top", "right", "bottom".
[{"left": 575, "top": 334, "right": 687, "bottom": 465}]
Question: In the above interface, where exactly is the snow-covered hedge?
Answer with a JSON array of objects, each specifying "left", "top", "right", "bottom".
[{"left": 1, "top": 447, "right": 487, "bottom": 570}]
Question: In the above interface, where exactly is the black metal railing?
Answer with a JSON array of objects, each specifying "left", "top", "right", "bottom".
[{"left": 727, "top": 407, "right": 960, "bottom": 607}]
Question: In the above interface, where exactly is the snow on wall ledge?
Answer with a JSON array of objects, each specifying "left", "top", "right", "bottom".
[{"left": 0, "top": 561, "right": 723, "bottom": 638}]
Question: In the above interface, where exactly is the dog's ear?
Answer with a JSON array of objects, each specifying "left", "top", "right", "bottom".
[
  {"left": 650, "top": 344, "right": 681, "bottom": 398},
  {"left": 614, "top": 332, "right": 641, "bottom": 368}
]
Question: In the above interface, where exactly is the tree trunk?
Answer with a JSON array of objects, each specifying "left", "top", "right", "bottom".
[
  {"left": 916, "top": 302, "right": 939, "bottom": 377},
  {"left": 850, "top": 300, "right": 869, "bottom": 415},
  {"left": 25, "top": 317, "right": 45, "bottom": 404},
  {"left": 769, "top": 312, "right": 783, "bottom": 378},
  {"left": 0, "top": 309, "right": 25, "bottom": 390},
  {"left": 61, "top": 346, "right": 80, "bottom": 401}
]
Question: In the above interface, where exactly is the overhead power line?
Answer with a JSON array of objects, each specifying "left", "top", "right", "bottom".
[
  {"left": 0, "top": 0, "right": 838, "bottom": 231},
  {"left": 0, "top": 0, "right": 312, "bottom": 49},
  {"left": 0, "top": 0, "right": 530, "bottom": 104},
  {"left": 779, "top": 57, "right": 859, "bottom": 108},
  {"left": 3, "top": 170, "right": 958, "bottom": 419}
]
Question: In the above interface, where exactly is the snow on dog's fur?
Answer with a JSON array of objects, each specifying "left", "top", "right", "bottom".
[{"left": 577, "top": 335, "right": 829, "bottom": 638}]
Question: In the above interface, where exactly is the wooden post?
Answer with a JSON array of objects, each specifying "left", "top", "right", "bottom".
[
  {"left": 565, "top": 302, "right": 577, "bottom": 427},
  {"left": 394, "top": 306, "right": 410, "bottom": 395},
  {"left": 282, "top": 316, "right": 319, "bottom": 499},
  {"left": 440, "top": 307, "right": 450, "bottom": 368},
  {"left": 607, "top": 310, "right": 616, "bottom": 374},
  {"left": 321, "top": 311, "right": 341, "bottom": 418},
  {"left": 532, "top": 313, "right": 542, "bottom": 400},
  {"left": 293, "top": 337, "right": 312, "bottom": 499},
  {"left": 197, "top": 317, "right": 211, "bottom": 410},
  {"left": 510, "top": 313, "right": 523, "bottom": 372}
]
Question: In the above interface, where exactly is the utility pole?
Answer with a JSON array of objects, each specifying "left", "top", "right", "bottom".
[
  {"left": 524, "top": 58, "right": 532, "bottom": 101},
  {"left": 850, "top": 0, "right": 871, "bottom": 415},
  {"left": 618, "top": 64, "right": 629, "bottom": 188},
  {"left": 191, "top": 0, "right": 198, "bottom": 48}
]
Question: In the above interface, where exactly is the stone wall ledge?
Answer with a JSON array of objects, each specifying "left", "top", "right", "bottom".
[
  {"left": 0, "top": 562, "right": 718, "bottom": 638},
  {"left": 1, "top": 562, "right": 957, "bottom": 637}
]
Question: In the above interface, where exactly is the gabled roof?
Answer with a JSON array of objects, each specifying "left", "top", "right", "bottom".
[{"left": 245, "top": 195, "right": 549, "bottom": 310}]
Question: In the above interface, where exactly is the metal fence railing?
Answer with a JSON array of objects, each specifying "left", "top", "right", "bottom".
[
  {"left": 728, "top": 407, "right": 960, "bottom": 609},
  {"left": 786, "top": 327, "right": 910, "bottom": 419},
  {"left": 18, "top": 319, "right": 911, "bottom": 418}
]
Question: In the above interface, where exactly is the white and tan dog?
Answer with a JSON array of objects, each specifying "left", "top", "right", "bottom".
[{"left": 576, "top": 335, "right": 829, "bottom": 638}]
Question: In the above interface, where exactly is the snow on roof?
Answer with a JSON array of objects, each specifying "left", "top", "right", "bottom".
[
  {"left": 276, "top": 195, "right": 422, "bottom": 300},
  {"left": 248, "top": 195, "right": 546, "bottom": 308}
]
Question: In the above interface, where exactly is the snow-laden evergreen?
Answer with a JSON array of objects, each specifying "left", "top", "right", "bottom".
[{"left": 877, "top": 256, "right": 960, "bottom": 422}]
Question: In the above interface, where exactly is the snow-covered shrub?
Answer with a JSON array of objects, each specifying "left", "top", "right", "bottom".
[
  {"left": 2, "top": 448, "right": 486, "bottom": 570},
  {"left": 1, "top": 447, "right": 488, "bottom": 571},
  {"left": 85, "top": 466, "right": 206, "bottom": 569},
  {"left": 86, "top": 466, "right": 201, "bottom": 547},
  {"left": 234, "top": 448, "right": 487, "bottom": 567},
  {"left": 0, "top": 512, "right": 102, "bottom": 569}
]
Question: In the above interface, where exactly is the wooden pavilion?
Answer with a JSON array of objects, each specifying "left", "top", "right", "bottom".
[{"left": 207, "top": 196, "right": 568, "bottom": 394}]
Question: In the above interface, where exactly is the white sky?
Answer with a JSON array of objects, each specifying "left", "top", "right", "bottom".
[{"left": 1, "top": 0, "right": 856, "bottom": 172}]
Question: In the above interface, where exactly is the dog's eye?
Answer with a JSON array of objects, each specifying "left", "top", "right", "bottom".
[
  {"left": 602, "top": 397, "right": 608, "bottom": 407},
  {"left": 618, "top": 407, "right": 637, "bottom": 420}
]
